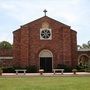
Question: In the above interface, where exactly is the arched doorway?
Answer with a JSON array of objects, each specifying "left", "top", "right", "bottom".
[
  {"left": 39, "top": 50, "right": 53, "bottom": 72},
  {"left": 78, "top": 54, "right": 90, "bottom": 66}
]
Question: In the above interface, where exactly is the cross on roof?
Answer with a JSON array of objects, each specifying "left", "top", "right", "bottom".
[{"left": 43, "top": 9, "right": 47, "bottom": 16}]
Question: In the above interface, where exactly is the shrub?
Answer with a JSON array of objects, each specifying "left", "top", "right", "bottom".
[
  {"left": 75, "top": 65, "right": 87, "bottom": 72},
  {"left": 3, "top": 67, "right": 15, "bottom": 73},
  {"left": 26, "top": 65, "right": 37, "bottom": 73},
  {"left": 0, "top": 67, "right": 3, "bottom": 75},
  {"left": 56, "top": 64, "right": 72, "bottom": 72},
  {"left": 85, "top": 66, "right": 90, "bottom": 72},
  {"left": 3, "top": 66, "right": 38, "bottom": 73},
  {"left": 0, "top": 41, "right": 12, "bottom": 49},
  {"left": 13, "top": 66, "right": 25, "bottom": 69}
]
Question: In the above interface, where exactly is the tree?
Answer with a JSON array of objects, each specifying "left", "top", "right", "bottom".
[
  {"left": 88, "top": 40, "right": 90, "bottom": 47},
  {"left": 78, "top": 40, "right": 90, "bottom": 49},
  {"left": 82, "top": 44, "right": 89, "bottom": 49},
  {"left": 0, "top": 41, "right": 12, "bottom": 49},
  {"left": 77, "top": 45, "right": 82, "bottom": 49}
]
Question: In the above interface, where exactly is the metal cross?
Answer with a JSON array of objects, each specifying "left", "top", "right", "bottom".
[{"left": 43, "top": 9, "right": 47, "bottom": 16}]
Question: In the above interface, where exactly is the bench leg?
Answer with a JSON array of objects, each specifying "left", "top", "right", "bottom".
[
  {"left": 53, "top": 71, "right": 55, "bottom": 74},
  {"left": 16, "top": 71, "right": 18, "bottom": 75},
  {"left": 24, "top": 71, "right": 26, "bottom": 75},
  {"left": 61, "top": 71, "right": 63, "bottom": 74}
]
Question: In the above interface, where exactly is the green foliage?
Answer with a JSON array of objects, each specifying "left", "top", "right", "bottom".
[
  {"left": 56, "top": 64, "right": 72, "bottom": 72},
  {"left": 82, "top": 44, "right": 89, "bottom": 49},
  {"left": 13, "top": 66, "right": 25, "bottom": 69},
  {"left": 3, "top": 66, "right": 26, "bottom": 73},
  {"left": 0, "top": 41, "right": 12, "bottom": 49},
  {"left": 26, "top": 65, "right": 37, "bottom": 73},
  {"left": 78, "top": 40, "right": 90, "bottom": 49},
  {"left": 2, "top": 66, "right": 38, "bottom": 73},
  {"left": 85, "top": 65, "right": 90, "bottom": 72},
  {"left": 75, "top": 65, "right": 88, "bottom": 72},
  {"left": 3, "top": 67, "right": 15, "bottom": 73},
  {"left": 0, "top": 67, "right": 3, "bottom": 73},
  {"left": 77, "top": 45, "right": 82, "bottom": 49}
]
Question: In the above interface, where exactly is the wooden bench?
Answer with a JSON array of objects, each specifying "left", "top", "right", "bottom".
[
  {"left": 15, "top": 69, "right": 27, "bottom": 75},
  {"left": 53, "top": 69, "right": 64, "bottom": 74}
]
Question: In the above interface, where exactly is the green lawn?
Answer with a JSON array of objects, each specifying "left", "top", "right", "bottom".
[{"left": 0, "top": 76, "right": 90, "bottom": 90}]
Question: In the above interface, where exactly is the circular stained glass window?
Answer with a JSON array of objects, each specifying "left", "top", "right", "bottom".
[{"left": 41, "top": 29, "right": 51, "bottom": 39}]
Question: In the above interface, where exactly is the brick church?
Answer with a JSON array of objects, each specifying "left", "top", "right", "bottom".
[
  {"left": 13, "top": 10, "right": 77, "bottom": 72},
  {"left": 0, "top": 10, "right": 90, "bottom": 72}
]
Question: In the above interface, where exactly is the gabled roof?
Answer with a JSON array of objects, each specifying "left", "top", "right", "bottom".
[
  {"left": 13, "top": 15, "right": 71, "bottom": 33},
  {"left": 22, "top": 16, "right": 70, "bottom": 28}
]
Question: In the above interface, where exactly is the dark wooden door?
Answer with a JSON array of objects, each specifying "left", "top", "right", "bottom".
[{"left": 40, "top": 57, "right": 52, "bottom": 72}]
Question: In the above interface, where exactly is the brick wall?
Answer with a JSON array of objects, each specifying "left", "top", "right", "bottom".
[
  {"left": 13, "top": 16, "right": 78, "bottom": 68},
  {"left": 0, "top": 49, "right": 13, "bottom": 67}
]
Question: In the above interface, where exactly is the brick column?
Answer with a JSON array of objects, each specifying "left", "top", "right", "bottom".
[{"left": 20, "top": 26, "right": 29, "bottom": 67}]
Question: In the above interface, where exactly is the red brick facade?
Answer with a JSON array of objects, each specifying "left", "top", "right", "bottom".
[
  {"left": 0, "top": 49, "right": 13, "bottom": 67},
  {"left": 13, "top": 16, "right": 78, "bottom": 70}
]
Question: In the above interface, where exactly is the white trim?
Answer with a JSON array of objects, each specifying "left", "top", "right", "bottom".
[
  {"left": 78, "top": 49, "right": 90, "bottom": 51},
  {"left": 39, "top": 50, "right": 53, "bottom": 57},
  {"left": 0, "top": 57, "right": 13, "bottom": 59}
]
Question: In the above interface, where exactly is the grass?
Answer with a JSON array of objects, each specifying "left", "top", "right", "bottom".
[{"left": 0, "top": 76, "right": 90, "bottom": 90}]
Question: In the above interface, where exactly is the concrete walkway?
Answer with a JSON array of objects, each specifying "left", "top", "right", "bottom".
[{"left": 1, "top": 72, "right": 90, "bottom": 77}]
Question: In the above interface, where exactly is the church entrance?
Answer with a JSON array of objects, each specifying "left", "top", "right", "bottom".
[
  {"left": 39, "top": 50, "right": 53, "bottom": 72},
  {"left": 40, "top": 57, "right": 52, "bottom": 72}
]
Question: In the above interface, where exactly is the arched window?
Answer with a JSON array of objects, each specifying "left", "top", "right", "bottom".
[{"left": 78, "top": 54, "right": 89, "bottom": 66}]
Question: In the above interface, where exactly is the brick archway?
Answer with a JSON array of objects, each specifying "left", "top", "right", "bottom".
[
  {"left": 78, "top": 54, "right": 90, "bottom": 66},
  {"left": 39, "top": 50, "right": 53, "bottom": 72}
]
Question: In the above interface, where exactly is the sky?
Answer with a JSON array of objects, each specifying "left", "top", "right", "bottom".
[{"left": 0, "top": 0, "right": 90, "bottom": 45}]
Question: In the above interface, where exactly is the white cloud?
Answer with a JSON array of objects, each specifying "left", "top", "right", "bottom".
[
  {"left": 70, "top": 0, "right": 81, "bottom": 4},
  {"left": 60, "top": 11, "right": 77, "bottom": 23},
  {"left": 0, "top": 0, "right": 90, "bottom": 45},
  {"left": 0, "top": 0, "right": 80, "bottom": 23}
]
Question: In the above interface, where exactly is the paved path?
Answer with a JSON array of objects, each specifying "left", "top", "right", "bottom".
[{"left": 1, "top": 72, "right": 90, "bottom": 77}]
